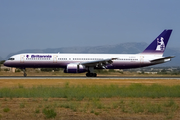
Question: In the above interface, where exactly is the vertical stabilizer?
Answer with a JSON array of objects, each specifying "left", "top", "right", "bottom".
[{"left": 141, "top": 29, "right": 172, "bottom": 55}]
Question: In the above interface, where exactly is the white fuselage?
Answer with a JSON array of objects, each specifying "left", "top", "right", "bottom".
[{"left": 4, "top": 53, "right": 163, "bottom": 69}]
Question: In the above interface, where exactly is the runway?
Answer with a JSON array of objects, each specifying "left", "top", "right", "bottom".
[{"left": 0, "top": 76, "right": 180, "bottom": 79}]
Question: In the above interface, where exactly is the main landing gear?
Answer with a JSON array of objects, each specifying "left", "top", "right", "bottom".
[
  {"left": 86, "top": 73, "right": 97, "bottom": 77},
  {"left": 21, "top": 68, "right": 27, "bottom": 77},
  {"left": 86, "top": 67, "right": 97, "bottom": 77}
]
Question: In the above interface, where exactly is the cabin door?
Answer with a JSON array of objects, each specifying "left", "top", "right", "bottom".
[
  {"left": 140, "top": 56, "right": 144, "bottom": 64},
  {"left": 20, "top": 55, "right": 24, "bottom": 63},
  {"left": 53, "top": 55, "right": 57, "bottom": 63}
]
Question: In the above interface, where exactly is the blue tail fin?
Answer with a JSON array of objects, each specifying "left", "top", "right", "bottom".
[{"left": 141, "top": 29, "right": 172, "bottom": 55}]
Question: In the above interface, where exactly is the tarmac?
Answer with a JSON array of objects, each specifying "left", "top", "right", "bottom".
[{"left": 0, "top": 76, "right": 180, "bottom": 79}]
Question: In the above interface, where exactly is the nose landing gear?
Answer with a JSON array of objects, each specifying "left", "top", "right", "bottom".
[{"left": 21, "top": 68, "right": 27, "bottom": 77}]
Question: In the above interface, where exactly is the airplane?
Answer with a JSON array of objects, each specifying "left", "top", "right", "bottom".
[{"left": 4, "top": 29, "right": 174, "bottom": 77}]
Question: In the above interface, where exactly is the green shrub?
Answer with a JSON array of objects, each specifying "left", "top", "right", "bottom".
[
  {"left": 15, "top": 69, "right": 21, "bottom": 72},
  {"left": 109, "top": 69, "right": 115, "bottom": 72},
  {"left": 94, "top": 69, "right": 108, "bottom": 74},
  {"left": 3, "top": 107, "right": 10, "bottom": 112},
  {"left": 35, "top": 109, "right": 40, "bottom": 113},
  {"left": 20, "top": 102, "right": 25, "bottom": 108},
  {"left": 0, "top": 60, "right": 5, "bottom": 64},
  {"left": 94, "top": 112, "right": 100, "bottom": 115},
  {"left": 59, "top": 102, "right": 78, "bottom": 112},
  {"left": 146, "top": 103, "right": 162, "bottom": 113},
  {"left": 18, "top": 84, "right": 24, "bottom": 89},
  {"left": 43, "top": 108, "right": 56, "bottom": 119},
  {"left": 4, "top": 68, "right": 9, "bottom": 71},
  {"left": 164, "top": 99, "right": 174, "bottom": 107},
  {"left": 41, "top": 68, "right": 60, "bottom": 72}
]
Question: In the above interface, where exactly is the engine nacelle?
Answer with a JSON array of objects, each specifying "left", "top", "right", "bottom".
[{"left": 64, "top": 64, "right": 87, "bottom": 73}]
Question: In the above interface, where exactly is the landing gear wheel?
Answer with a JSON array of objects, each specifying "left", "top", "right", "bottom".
[
  {"left": 86, "top": 73, "right": 97, "bottom": 77},
  {"left": 24, "top": 73, "right": 27, "bottom": 77},
  {"left": 86, "top": 73, "right": 89, "bottom": 77},
  {"left": 90, "top": 73, "right": 93, "bottom": 77},
  {"left": 94, "top": 73, "right": 97, "bottom": 77}
]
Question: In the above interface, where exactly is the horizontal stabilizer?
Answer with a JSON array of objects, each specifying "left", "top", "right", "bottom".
[{"left": 150, "top": 56, "right": 175, "bottom": 62}]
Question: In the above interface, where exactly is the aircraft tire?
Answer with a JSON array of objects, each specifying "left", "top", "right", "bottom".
[
  {"left": 24, "top": 73, "right": 27, "bottom": 77},
  {"left": 86, "top": 73, "right": 90, "bottom": 77},
  {"left": 94, "top": 73, "right": 97, "bottom": 77},
  {"left": 86, "top": 73, "right": 97, "bottom": 77}
]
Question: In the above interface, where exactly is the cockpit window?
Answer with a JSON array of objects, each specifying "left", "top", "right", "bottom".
[{"left": 8, "top": 58, "right": 15, "bottom": 60}]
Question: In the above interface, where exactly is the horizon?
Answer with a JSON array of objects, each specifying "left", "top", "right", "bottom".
[
  {"left": 0, "top": 41, "right": 178, "bottom": 59},
  {"left": 1, "top": 41, "right": 148, "bottom": 59}
]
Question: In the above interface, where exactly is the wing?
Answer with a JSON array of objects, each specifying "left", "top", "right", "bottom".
[{"left": 79, "top": 58, "right": 117, "bottom": 68}]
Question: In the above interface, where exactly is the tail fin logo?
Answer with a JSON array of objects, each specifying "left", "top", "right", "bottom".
[
  {"left": 141, "top": 29, "right": 172, "bottom": 54},
  {"left": 156, "top": 37, "right": 165, "bottom": 51}
]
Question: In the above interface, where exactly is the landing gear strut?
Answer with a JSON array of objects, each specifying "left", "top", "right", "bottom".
[
  {"left": 22, "top": 68, "right": 27, "bottom": 77},
  {"left": 86, "top": 67, "right": 97, "bottom": 77}
]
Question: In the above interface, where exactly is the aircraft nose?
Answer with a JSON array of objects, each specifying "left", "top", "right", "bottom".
[{"left": 3, "top": 61, "right": 9, "bottom": 67}]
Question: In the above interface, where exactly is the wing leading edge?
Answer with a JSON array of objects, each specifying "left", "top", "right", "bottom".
[{"left": 79, "top": 58, "right": 117, "bottom": 68}]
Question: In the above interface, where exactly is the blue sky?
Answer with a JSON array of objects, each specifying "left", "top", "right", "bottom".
[{"left": 0, "top": 0, "right": 179, "bottom": 58}]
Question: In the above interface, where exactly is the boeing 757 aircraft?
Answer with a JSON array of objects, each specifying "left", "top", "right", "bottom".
[{"left": 4, "top": 29, "right": 174, "bottom": 77}]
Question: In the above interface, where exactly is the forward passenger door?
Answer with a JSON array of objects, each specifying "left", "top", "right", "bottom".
[
  {"left": 20, "top": 55, "right": 24, "bottom": 63},
  {"left": 53, "top": 55, "right": 57, "bottom": 63}
]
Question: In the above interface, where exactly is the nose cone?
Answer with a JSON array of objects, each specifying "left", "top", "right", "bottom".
[{"left": 3, "top": 61, "right": 9, "bottom": 67}]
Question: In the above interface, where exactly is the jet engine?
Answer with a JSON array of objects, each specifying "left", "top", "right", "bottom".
[{"left": 64, "top": 64, "right": 87, "bottom": 73}]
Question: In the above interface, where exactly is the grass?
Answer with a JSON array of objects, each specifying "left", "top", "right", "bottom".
[
  {"left": 34, "top": 108, "right": 40, "bottom": 113},
  {"left": 52, "top": 98, "right": 179, "bottom": 118},
  {"left": 59, "top": 101, "right": 78, "bottom": 112},
  {"left": 42, "top": 108, "right": 57, "bottom": 119},
  {"left": 0, "top": 96, "right": 179, "bottom": 119},
  {"left": 20, "top": 102, "right": 25, "bottom": 108},
  {"left": 0, "top": 83, "right": 180, "bottom": 99},
  {"left": 3, "top": 107, "right": 10, "bottom": 112},
  {"left": 0, "top": 79, "right": 179, "bottom": 119},
  {"left": 1, "top": 78, "right": 180, "bottom": 88}
]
